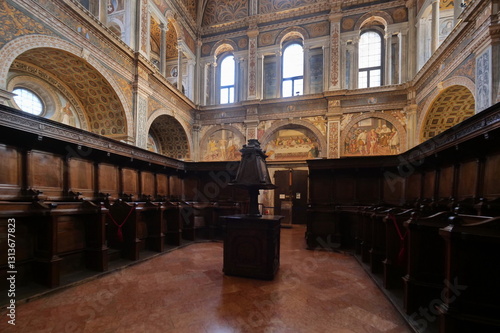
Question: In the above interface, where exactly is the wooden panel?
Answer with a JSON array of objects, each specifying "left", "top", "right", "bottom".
[
  {"left": 309, "top": 171, "right": 332, "bottom": 203},
  {"left": 383, "top": 171, "right": 404, "bottom": 205},
  {"left": 57, "top": 216, "right": 85, "bottom": 253},
  {"left": 405, "top": 173, "right": 421, "bottom": 201},
  {"left": 97, "top": 163, "right": 119, "bottom": 199},
  {"left": 457, "top": 160, "right": 477, "bottom": 200},
  {"left": 140, "top": 171, "right": 155, "bottom": 199},
  {"left": 422, "top": 171, "right": 435, "bottom": 199},
  {"left": 0, "top": 144, "right": 22, "bottom": 199},
  {"left": 483, "top": 152, "right": 500, "bottom": 199},
  {"left": 438, "top": 165, "right": 454, "bottom": 199},
  {"left": 121, "top": 168, "right": 139, "bottom": 199},
  {"left": 27, "top": 150, "right": 64, "bottom": 200},
  {"left": 334, "top": 173, "right": 355, "bottom": 204},
  {"left": 68, "top": 158, "right": 95, "bottom": 199},
  {"left": 156, "top": 173, "right": 169, "bottom": 198},
  {"left": 169, "top": 175, "right": 182, "bottom": 199},
  {"left": 356, "top": 174, "right": 380, "bottom": 204}
]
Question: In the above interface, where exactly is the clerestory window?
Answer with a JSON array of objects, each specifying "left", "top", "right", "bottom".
[
  {"left": 282, "top": 43, "right": 304, "bottom": 97},
  {"left": 358, "top": 31, "right": 382, "bottom": 88}
]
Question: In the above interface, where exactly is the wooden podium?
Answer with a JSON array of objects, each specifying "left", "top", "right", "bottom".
[{"left": 223, "top": 214, "right": 283, "bottom": 280}]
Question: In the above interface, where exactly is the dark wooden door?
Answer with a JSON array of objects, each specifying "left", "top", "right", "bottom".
[{"left": 273, "top": 170, "right": 308, "bottom": 224}]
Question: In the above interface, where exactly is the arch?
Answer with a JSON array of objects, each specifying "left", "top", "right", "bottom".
[
  {"left": 0, "top": 35, "right": 133, "bottom": 138},
  {"left": 417, "top": 76, "right": 476, "bottom": 129},
  {"left": 211, "top": 39, "right": 238, "bottom": 57},
  {"left": 277, "top": 26, "right": 309, "bottom": 47},
  {"left": 340, "top": 112, "right": 407, "bottom": 156},
  {"left": 354, "top": 11, "right": 393, "bottom": 31},
  {"left": 165, "top": 11, "right": 185, "bottom": 40},
  {"left": 260, "top": 119, "right": 327, "bottom": 158},
  {"left": 419, "top": 83, "right": 475, "bottom": 142},
  {"left": 146, "top": 108, "right": 193, "bottom": 160},
  {"left": 199, "top": 125, "right": 245, "bottom": 161}
]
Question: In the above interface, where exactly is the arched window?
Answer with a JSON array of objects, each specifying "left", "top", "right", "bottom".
[
  {"left": 12, "top": 88, "right": 44, "bottom": 116},
  {"left": 219, "top": 55, "right": 235, "bottom": 104},
  {"left": 358, "top": 31, "right": 382, "bottom": 88},
  {"left": 282, "top": 43, "right": 304, "bottom": 97}
]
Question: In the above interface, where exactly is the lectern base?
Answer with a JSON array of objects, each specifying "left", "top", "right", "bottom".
[{"left": 223, "top": 214, "right": 283, "bottom": 280}]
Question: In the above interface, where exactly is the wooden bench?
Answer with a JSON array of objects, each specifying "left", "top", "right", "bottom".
[{"left": 439, "top": 213, "right": 500, "bottom": 332}]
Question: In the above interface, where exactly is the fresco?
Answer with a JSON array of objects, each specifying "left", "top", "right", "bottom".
[
  {"left": 344, "top": 118, "right": 400, "bottom": 156},
  {"left": 202, "top": 129, "right": 243, "bottom": 161},
  {"left": 264, "top": 128, "right": 319, "bottom": 161}
]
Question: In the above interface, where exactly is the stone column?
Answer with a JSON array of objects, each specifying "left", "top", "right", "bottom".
[
  {"left": 177, "top": 40, "right": 184, "bottom": 93},
  {"left": 234, "top": 57, "right": 240, "bottom": 103},
  {"left": 247, "top": 28, "right": 259, "bottom": 100},
  {"left": 406, "top": 0, "right": 417, "bottom": 78},
  {"left": 275, "top": 50, "right": 282, "bottom": 98},
  {"left": 210, "top": 62, "right": 217, "bottom": 105},
  {"left": 404, "top": 103, "right": 418, "bottom": 149},
  {"left": 329, "top": 12, "right": 342, "bottom": 90},
  {"left": 160, "top": 23, "right": 167, "bottom": 76},
  {"left": 322, "top": 45, "right": 329, "bottom": 91},
  {"left": 187, "top": 59, "right": 195, "bottom": 100},
  {"left": 304, "top": 45, "right": 310, "bottom": 95},
  {"left": 257, "top": 55, "right": 264, "bottom": 99},
  {"left": 385, "top": 32, "right": 392, "bottom": 85},
  {"left": 352, "top": 36, "right": 359, "bottom": 89},
  {"left": 431, "top": 0, "right": 440, "bottom": 52},
  {"left": 203, "top": 62, "right": 211, "bottom": 105}
]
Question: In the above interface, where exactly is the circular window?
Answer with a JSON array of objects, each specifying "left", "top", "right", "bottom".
[{"left": 12, "top": 88, "right": 44, "bottom": 116}]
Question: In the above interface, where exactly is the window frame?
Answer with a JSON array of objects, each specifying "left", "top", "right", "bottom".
[
  {"left": 218, "top": 53, "right": 236, "bottom": 105},
  {"left": 281, "top": 41, "right": 304, "bottom": 98},
  {"left": 12, "top": 87, "right": 45, "bottom": 116},
  {"left": 358, "top": 29, "right": 384, "bottom": 88}
]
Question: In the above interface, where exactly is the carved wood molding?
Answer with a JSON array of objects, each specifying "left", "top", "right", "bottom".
[{"left": 0, "top": 105, "right": 184, "bottom": 170}]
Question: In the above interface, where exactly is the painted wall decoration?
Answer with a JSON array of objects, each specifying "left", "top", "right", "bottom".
[
  {"left": 202, "top": 129, "right": 243, "bottom": 161},
  {"left": 202, "top": 0, "right": 248, "bottom": 26},
  {"left": 264, "top": 128, "right": 320, "bottom": 161},
  {"left": 147, "top": 133, "right": 159, "bottom": 153},
  {"left": 476, "top": 48, "right": 491, "bottom": 112},
  {"left": 259, "top": 0, "right": 319, "bottom": 15},
  {"left": 344, "top": 118, "right": 400, "bottom": 156}
]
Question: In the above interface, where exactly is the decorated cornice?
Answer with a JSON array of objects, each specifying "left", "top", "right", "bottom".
[{"left": 0, "top": 105, "right": 185, "bottom": 169}]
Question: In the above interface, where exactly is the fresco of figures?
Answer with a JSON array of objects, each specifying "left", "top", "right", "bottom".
[
  {"left": 344, "top": 118, "right": 400, "bottom": 156},
  {"left": 264, "top": 128, "right": 320, "bottom": 161},
  {"left": 202, "top": 129, "right": 243, "bottom": 161}
]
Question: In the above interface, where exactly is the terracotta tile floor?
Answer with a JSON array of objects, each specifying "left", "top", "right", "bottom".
[{"left": 1, "top": 225, "right": 412, "bottom": 332}]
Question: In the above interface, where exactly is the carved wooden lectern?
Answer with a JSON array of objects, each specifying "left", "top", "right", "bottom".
[{"left": 223, "top": 139, "right": 282, "bottom": 280}]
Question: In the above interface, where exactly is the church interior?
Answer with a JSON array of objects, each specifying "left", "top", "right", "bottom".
[{"left": 1, "top": 0, "right": 500, "bottom": 332}]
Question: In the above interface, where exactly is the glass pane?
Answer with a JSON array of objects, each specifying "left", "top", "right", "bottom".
[
  {"left": 229, "top": 87, "right": 234, "bottom": 103},
  {"left": 13, "top": 88, "right": 43, "bottom": 115},
  {"left": 359, "top": 31, "right": 381, "bottom": 70},
  {"left": 294, "top": 79, "right": 303, "bottom": 96},
  {"left": 220, "top": 88, "right": 229, "bottom": 104},
  {"left": 282, "top": 80, "right": 293, "bottom": 97},
  {"left": 283, "top": 44, "right": 303, "bottom": 78},
  {"left": 370, "top": 69, "right": 381, "bottom": 87},
  {"left": 358, "top": 71, "right": 367, "bottom": 89},
  {"left": 220, "top": 55, "right": 235, "bottom": 86}
]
